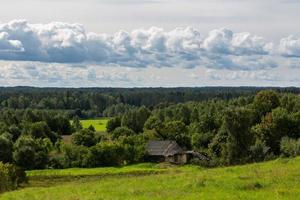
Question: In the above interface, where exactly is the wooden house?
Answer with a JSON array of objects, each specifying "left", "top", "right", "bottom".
[{"left": 146, "top": 140, "right": 199, "bottom": 164}]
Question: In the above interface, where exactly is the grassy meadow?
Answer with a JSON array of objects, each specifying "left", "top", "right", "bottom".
[
  {"left": 72, "top": 118, "right": 109, "bottom": 132},
  {"left": 1, "top": 157, "right": 300, "bottom": 200}
]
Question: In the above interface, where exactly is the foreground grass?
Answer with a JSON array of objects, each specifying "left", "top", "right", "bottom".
[
  {"left": 1, "top": 158, "right": 300, "bottom": 200},
  {"left": 72, "top": 118, "right": 109, "bottom": 132}
]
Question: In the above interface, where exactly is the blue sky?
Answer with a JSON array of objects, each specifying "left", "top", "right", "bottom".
[{"left": 0, "top": 0, "right": 299, "bottom": 87}]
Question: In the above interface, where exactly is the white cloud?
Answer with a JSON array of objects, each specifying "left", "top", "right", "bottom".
[
  {"left": 0, "top": 20, "right": 282, "bottom": 70},
  {"left": 202, "top": 28, "right": 271, "bottom": 55},
  {"left": 0, "top": 32, "right": 24, "bottom": 52},
  {"left": 0, "top": 20, "right": 300, "bottom": 87},
  {"left": 278, "top": 36, "right": 300, "bottom": 57}
]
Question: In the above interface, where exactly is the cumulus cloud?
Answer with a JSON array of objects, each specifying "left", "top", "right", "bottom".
[
  {"left": 0, "top": 20, "right": 280, "bottom": 70},
  {"left": 0, "top": 32, "right": 24, "bottom": 52},
  {"left": 278, "top": 36, "right": 300, "bottom": 57},
  {"left": 202, "top": 28, "right": 271, "bottom": 55}
]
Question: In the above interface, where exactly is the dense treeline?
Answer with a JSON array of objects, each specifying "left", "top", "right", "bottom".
[
  {"left": 107, "top": 90, "right": 300, "bottom": 166},
  {"left": 1, "top": 88, "right": 300, "bottom": 180},
  {"left": 1, "top": 87, "right": 299, "bottom": 118}
]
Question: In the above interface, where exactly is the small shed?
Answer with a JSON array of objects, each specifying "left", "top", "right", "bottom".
[{"left": 146, "top": 140, "right": 194, "bottom": 164}]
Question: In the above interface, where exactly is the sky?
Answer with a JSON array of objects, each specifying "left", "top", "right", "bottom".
[{"left": 0, "top": 0, "right": 300, "bottom": 87}]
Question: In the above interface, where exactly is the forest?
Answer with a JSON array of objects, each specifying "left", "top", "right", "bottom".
[{"left": 1, "top": 87, "right": 300, "bottom": 192}]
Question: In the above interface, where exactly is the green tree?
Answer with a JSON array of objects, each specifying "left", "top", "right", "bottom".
[
  {"left": 71, "top": 129, "right": 97, "bottom": 147},
  {"left": 61, "top": 144, "right": 91, "bottom": 168},
  {"left": 253, "top": 90, "right": 280, "bottom": 118},
  {"left": 72, "top": 116, "right": 82, "bottom": 131},
  {"left": 0, "top": 134, "right": 13, "bottom": 163},
  {"left": 280, "top": 137, "right": 300, "bottom": 157},
  {"left": 88, "top": 142, "right": 125, "bottom": 167},
  {"left": 111, "top": 127, "right": 136, "bottom": 139},
  {"left": 8, "top": 125, "right": 21, "bottom": 142},
  {"left": 252, "top": 107, "right": 293, "bottom": 154},
  {"left": 160, "top": 120, "right": 191, "bottom": 148},
  {"left": 106, "top": 117, "right": 121, "bottom": 133},
  {"left": 222, "top": 108, "right": 255, "bottom": 165},
  {"left": 191, "top": 131, "right": 214, "bottom": 150},
  {"left": 29, "top": 121, "right": 58, "bottom": 143},
  {"left": 13, "top": 136, "right": 50, "bottom": 169},
  {"left": 0, "top": 162, "right": 26, "bottom": 192},
  {"left": 119, "top": 134, "right": 147, "bottom": 163},
  {"left": 88, "top": 125, "right": 95, "bottom": 132},
  {"left": 13, "top": 136, "right": 36, "bottom": 169},
  {"left": 249, "top": 139, "right": 270, "bottom": 162},
  {"left": 121, "top": 106, "right": 150, "bottom": 133}
]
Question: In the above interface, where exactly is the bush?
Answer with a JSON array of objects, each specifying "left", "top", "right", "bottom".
[
  {"left": 13, "top": 136, "right": 50, "bottom": 169},
  {"left": 49, "top": 154, "right": 66, "bottom": 169},
  {"left": 88, "top": 142, "right": 125, "bottom": 167},
  {"left": 280, "top": 137, "right": 300, "bottom": 157},
  {"left": 106, "top": 117, "right": 121, "bottom": 133},
  {"left": 119, "top": 134, "right": 147, "bottom": 164},
  {"left": 61, "top": 144, "right": 91, "bottom": 168},
  {"left": 249, "top": 140, "right": 270, "bottom": 162},
  {"left": 29, "top": 122, "right": 58, "bottom": 143},
  {"left": 0, "top": 162, "right": 26, "bottom": 193},
  {"left": 0, "top": 134, "right": 13, "bottom": 163},
  {"left": 111, "top": 127, "right": 136, "bottom": 139},
  {"left": 71, "top": 129, "right": 97, "bottom": 147}
]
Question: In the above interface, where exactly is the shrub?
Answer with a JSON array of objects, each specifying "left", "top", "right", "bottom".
[
  {"left": 89, "top": 142, "right": 125, "bottom": 167},
  {"left": 13, "top": 136, "right": 50, "bottom": 169},
  {"left": 61, "top": 144, "right": 91, "bottom": 168},
  {"left": 29, "top": 121, "right": 58, "bottom": 143},
  {"left": 119, "top": 134, "right": 147, "bottom": 164},
  {"left": 0, "top": 162, "right": 26, "bottom": 193},
  {"left": 13, "top": 136, "right": 36, "bottom": 169},
  {"left": 111, "top": 127, "right": 136, "bottom": 139},
  {"left": 0, "top": 134, "right": 13, "bottom": 163},
  {"left": 49, "top": 154, "right": 66, "bottom": 169},
  {"left": 280, "top": 137, "right": 300, "bottom": 157},
  {"left": 71, "top": 129, "right": 97, "bottom": 147},
  {"left": 249, "top": 140, "right": 270, "bottom": 162},
  {"left": 106, "top": 117, "right": 121, "bottom": 133},
  {"left": 0, "top": 162, "right": 10, "bottom": 193}
]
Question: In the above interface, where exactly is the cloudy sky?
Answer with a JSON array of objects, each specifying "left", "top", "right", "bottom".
[{"left": 0, "top": 0, "right": 300, "bottom": 87}]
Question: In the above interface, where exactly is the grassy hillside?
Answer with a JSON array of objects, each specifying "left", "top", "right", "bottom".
[{"left": 1, "top": 158, "right": 300, "bottom": 200}]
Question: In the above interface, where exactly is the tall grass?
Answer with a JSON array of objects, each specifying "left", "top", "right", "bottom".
[{"left": 1, "top": 158, "right": 300, "bottom": 200}]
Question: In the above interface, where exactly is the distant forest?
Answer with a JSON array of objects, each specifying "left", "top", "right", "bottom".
[{"left": 1, "top": 87, "right": 299, "bottom": 118}]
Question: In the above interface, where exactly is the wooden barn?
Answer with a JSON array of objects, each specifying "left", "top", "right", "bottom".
[{"left": 146, "top": 140, "right": 200, "bottom": 164}]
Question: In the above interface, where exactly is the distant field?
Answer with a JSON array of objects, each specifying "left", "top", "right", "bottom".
[
  {"left": 1, "top": 157, "right": 300, "bottom": 200},
  {"left": 72, "top": 118, "right": 109, "bottom": 132}
]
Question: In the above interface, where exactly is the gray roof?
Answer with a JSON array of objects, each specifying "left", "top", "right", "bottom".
[{"left": 146, "top": 140, "right": 183, "bottom": 156}]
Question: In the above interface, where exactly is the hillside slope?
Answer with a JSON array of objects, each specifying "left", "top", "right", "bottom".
[{"left": 1, "top": 158, "right": 300, "bottom": 200}]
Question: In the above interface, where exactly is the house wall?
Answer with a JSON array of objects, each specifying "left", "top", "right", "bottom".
[
  {"left": 165, "top": 154, "right": 188, "bottom": 164},
  {"left": 177, "top": 154, "right": 187, "bottom": 164}
]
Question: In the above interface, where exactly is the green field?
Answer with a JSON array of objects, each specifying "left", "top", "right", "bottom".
[
  {"left": 74, "top": 118, "right": 109, "bottom": 132},
  {"left": 1, "top": 157, "right": 300, "bottom": 200}
]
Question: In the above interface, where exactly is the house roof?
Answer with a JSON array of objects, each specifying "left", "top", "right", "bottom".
[{"left": 146, "top": 140, "right": 183, "bottom": 156}]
